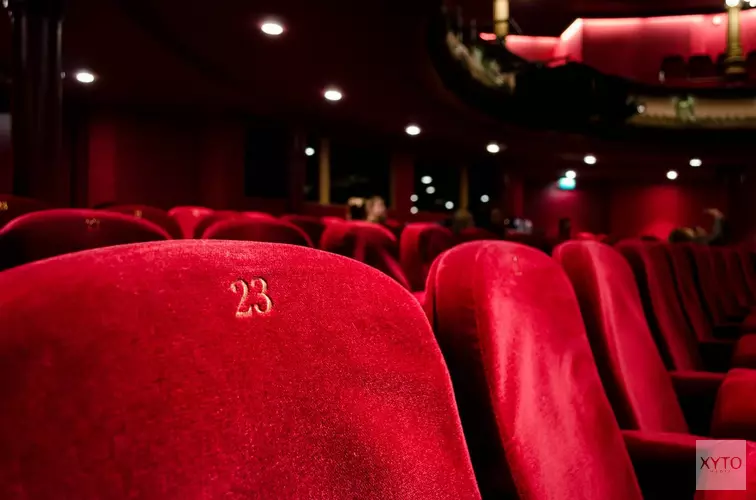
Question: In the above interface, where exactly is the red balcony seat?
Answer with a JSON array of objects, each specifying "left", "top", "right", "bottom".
[
  {"left": 106, "top": 204, "right": 183, "bottom": 239},
  {"left": 281, "top": 215, "right": 326, "bottom": 246},
  {"left": 688, "top": 55, "right": 717, "bottom": 79},
  {"left": 0, "top": 209, "right": 169, "bottom": 270},
  {"left": 399, "top": 223, "right": 454, "bottom": 292},
  {"left": 0, "top": 240, "right": 480, "bottom": 499},
  {"left": 0, "top": 195, "right": 47, "bottom": 228},
  {"left": 168, "top": 206, "right": 213, "bottom": 239},
  {"left": 243, "top": 211, "right": 276, "bottom": 219},
  {"left": 203, "top": 218, "right": 313, "bottom": 247},
  {"left": 660, "top": 55, "right": 686, "bottom": 82}
]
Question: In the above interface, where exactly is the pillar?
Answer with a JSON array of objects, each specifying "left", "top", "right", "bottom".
[
  {"left": 459, "top": 165, "right": 469, "bottom": 210},
  {"left": 7, "top": 0, "right": 66, "bottom": 204},
  {"left": 725, "top": 1, "right": 746, "bottom": 77},
  {"left": 318, "top": 138, "right": 330, "bottom": 205},
  {"left": 493, "top": 0, "right": 508, "bottom": 39}
]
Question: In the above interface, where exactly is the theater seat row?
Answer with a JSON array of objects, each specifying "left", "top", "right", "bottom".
[{"left": 4, "top": 238, "right": 756, "bottom": 498}]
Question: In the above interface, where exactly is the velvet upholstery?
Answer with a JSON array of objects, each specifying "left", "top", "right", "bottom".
[
  {"left": 0, "top": 240, "right": 481, "bottom": 499},
  {"left": 668, "top": 243, "right": 721, "bottom": 341},
  {"left": 106, "top": 204, "right": 183, "bottom": 239},
  {"left": 688, "top": 244, "right": 742, "bottom": 323},
  {"left": 193, "top": 211, "right": 243, "bottom": 239},
  {"left": 203, "top": 218, "right": 313, "bottom": 247},
  {"left": 321, "top": 221, "right": 410, "bottom": 290},
  {"left": 399, "top": 223, "right": 454, "bottom": 292},
  {"left": 425, "top": 241, "right": 643, "bottom": 499},
  {"left": 0, "top": 209, "right": 170, "bottom": 271},
  {"left": 736, "top": 246, "right": 756, "bottom": 302},
  {"left": 554, "top": 241, "right": 690, "bottom": 433},
  {"left": 281, "top": 215, "right": 326, "bottom": 247},
  {"left": 0, "top": 195, "right": 47, "bottom": 228},
  {"left": 717, "top": 248, "right": 753, "bottom": 310},
  {"left": 167, "top": 206, "right": 213, "bottom": 239}
]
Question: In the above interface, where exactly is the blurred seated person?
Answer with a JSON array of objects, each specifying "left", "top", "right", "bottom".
[
  {"left": 449, "top": 209, "right": 475, "bottom": 234},
  {"left": 365, "top": 196, "right": 387, "bottom": 224},
  {"left": 668, "top": 208, "right": 726, "bottom": 245},
  {"left": 346, "top": 197, "right": 367, "bottom": 221}
]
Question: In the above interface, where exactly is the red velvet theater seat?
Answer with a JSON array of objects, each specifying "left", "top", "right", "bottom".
[
  {"left": 688, "top": 55, "right": 716, "bottom": 78},
  {"left": 423, "top": 241, "right": 736, "bottom": 499},
  {"left": 0, "top": 241, "right": 481, "bottom": 499},
  {"left": 203, "top": 218, "right": 313, "bottom": 247},
  {"left": 660, "top": 55, "right": 686, "bottom": 82},
  {"left": 0, "top": 195, "right": 47, "bottom": 228},
  {"left": 168, "top": 206, "right": 213, "bottom": 239},
  {"left": 106, "top": 204, "right": 183, "bottom": 239},
  {"left": 194, "top": 211, "right": 243, "bottom": 239},
  {"left": 281, "top": 215, "right": 326, "bottom": 247},
  {"left": 321, "top": 221, "right": 410, "bottom": 290},
  {"left": 399, "top": 223, "right": 454, "bottom": 292},
  {"left": 0, "top": 209, "right": 170, "bottom": 271},
  {"left": 688, "top": 244, "right": 748, "bottom": 324}
]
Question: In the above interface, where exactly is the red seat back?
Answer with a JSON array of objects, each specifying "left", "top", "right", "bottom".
[
  {"left": 425, "top": 241, "right": 642, "bottom": 499},
  {"left": 168, "top": 206, "right": 213, "bottom": 238},
  {"left": 666, "top": 243, "right": 713, "bottom": 341},
  {"left": 554, "top": 241, "right": 689, "bottom": 434},
  {"left": 399, "top": 223, "right": 454, "bottom": 291},
  {"left": 0, "top": 195, "right": 47, "bottom": 228},
  {"left": 281, "top": 215, "right": 326, "bottom": 247},
  {"left": 204, "top": 218, "right": 313, "bottom": 247},
  {"left": 617, "top": 241, "right": 702, "bottom": 371},
  {"left": 688, "top": 245, "right": 737, "bottom": 323},
  {"left": 0, "top": 241, "right": 481, "bottom": 499},
  {"left": 106, "top": 204, "right": 183, "bottom": 239},
  {"left": 0, "top": 209, "right": 170, "bottom": 270},
  {"left": 194, "top": 211, "right": 243, "bottom": 239},
  {"left": 714, "top": 247, "right": 751, "bottom": 310}
]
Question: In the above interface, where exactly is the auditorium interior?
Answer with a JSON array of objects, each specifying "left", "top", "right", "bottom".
[{"left": 3, "top": 0, "right": 756, "bottom": 497}]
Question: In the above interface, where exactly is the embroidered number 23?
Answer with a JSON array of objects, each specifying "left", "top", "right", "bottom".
[{"left": 230, "top": 278, "right": 273, "bottom": 318}]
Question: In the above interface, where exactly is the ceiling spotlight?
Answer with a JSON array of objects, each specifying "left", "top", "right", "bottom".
[
  {"left": 689, "top": 158, "right": 702, "bottom": 167},
  {"left": 426, "top": 186, "right": 436, "bottom": 194},
  {"left": 637, "top": 103, "right": 646, "bottom": 114},
  {"left": 305, "top": 147, "right": 315, "bottom": 157},
  {"left": 558, "top": 177, "right": 576, "bottom": 190},
  {"left": 726, "top": 0, "right": 740, "bottom": 7},
  {"left": 74, "top": 70, "right": 96, "bottom": 84},
  {"left": 421, "top": 176, "right": 433, "bottom": 185},
  {"left": 583, "top": 155, "right": 597, "bottom": 165},
  {"left": 405, "top": 124, "right": 421, "bottom": 136},
  {"left": 480, "top": 194, "right": 490, "bottom": 203},
  {"left": 565, "top": 170, "right": 577, "bottom": 179},
  {"left": 750, "top": 0, "right": 756, "bottom": 7},
  {"left": 445, "top": 201, "right": 455, "bottom": 210},
  {"left": 410, "top": 194, "right": 418, "bottom": 202},
  {"left": 410, "top": 206, "right": 419, "bottom": 214},
  {"left": 324, "top": 88, "right": 343, "bottom": 102},
  {"left": 486, "top": 142, "right": 500, "bottom": 154},
  {"left": 667, "top": 170, "right": 678, "bottom": 180},
  {"left": 261, "top": 21, "right": 284, "bottom": 36}
]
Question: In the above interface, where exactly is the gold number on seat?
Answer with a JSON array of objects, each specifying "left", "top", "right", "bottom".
[{"left": 230, "top": 278, "right": 272, "bottom": 318}]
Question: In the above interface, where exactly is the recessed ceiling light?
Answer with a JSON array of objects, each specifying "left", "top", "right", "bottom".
[
  {"left": 565, "top": 170, "right": 577, "bottom": 179},
  {"left": 261, "top": 21, "right": 284, "bottom": 36},
  {"left": 405, "top": 124, "right": 421, "bottom": 136},
  {"left": 421, "top": 176, "right": 433, "bottom": 185},
  {"left": 426, "top": 186, "right": 436, "bottom": 194},
  {"left": 410, "top": 206, "right": 419, "bottom": 214},
  {"left": 74, "top": 70, "right": 96, "bottom": 84},
  {"left": 583, "top": 155, "right": 597, "bottom": 165},
  {"left": 480, "top": 194, "right": 490, "bottom": 203},
  {"left": 558, "top": 177, "right": 576, "bottom": 190},
  {"left": 324, "top": 88, "right": 342, "bottom": 102},
  {"left": 305, "top": 147, "right": 315, "bottom": 157},
  {"left": 486, "top": 142, "right": 500, "bottom": 154},
  {"left": 445, "top": 201, "right": 455, "bottom": 210},
  {"left": 726, "top": 0, "right": 740, "bottom": 7},
  {"left": 410, "top": 194, "right": 418, "bottom": 202},
  {"left": 637, "top": 103, "right": 646, "bottom": 114},
  {"left": 667, "top": 170, "right": 678, "bottom": 180},
  {"left": 689, "top": 158, "right": 702, "bottom": 167}
]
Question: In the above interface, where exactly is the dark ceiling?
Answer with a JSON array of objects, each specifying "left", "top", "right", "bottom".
[{"left": 0, "top": 0, "right": 751, "bottom": 182}]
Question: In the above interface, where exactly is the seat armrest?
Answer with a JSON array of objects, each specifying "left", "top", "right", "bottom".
[
  {"left": 711, "top": 368, "right": 756, "bottom": 442},
  {"left": 670, "top": 371, "right": 725, "bottom": 436},
  {"left": 699, "top": 338, "right": 735, "bottom": 373},
  {"left": 622, "top": 430, "right": 698, "bottom": 499}
]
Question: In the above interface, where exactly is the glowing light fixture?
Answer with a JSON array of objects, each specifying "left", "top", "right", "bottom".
[
  {"left": 405, "top": 124, "right": 421, "bottom": 136},
  {"left": 261, "top": 21, "right": 284, "bottom": 36},
  {"left": 558, "top": 177, "right": 576, "bottom": 190},
  {"left": 410, "top": 194, "right": 418, "bottom": 202},
  {"left": 726, "top": 0, "right": 740, "bottom": 7},
  {"left": 74, "top": 70, "right": 96, "bottom": 84},
  {"left": 421, "top": 176, "right": 433, "bottom": 185},
  {"left": 637, "top": 103, "right": 646, "bottom": 114},
  {"left": 583, "top": 155, "right": 597, "bottom": 165},
  {"left": 479, "top": 32, "right": 497, "bottom": 41},
  {"left": 410, "top": 206, "right": 419, "bottom": 214},
  {"left": 486, "top": 142, "right": 501, "bottom": 154},
  {"left": 480, "top": 194, "right": 490, "bottom": 203},
  {"left": 324, "top": 88, "right": 343, "bottom": 101},
  {"left": 426, "top": 186, "right": 436, "bottom": 194},
  {"left": 445, "top": 201, "right": 454, "bottom": 210},
  {"left": 667, "top": 170, "right": 678, "bottom": 180},
  {"left": 713, "top": 15, "right": 723, "bottom": 25},
  {"left": 565, "top": 170, "right": 577, "bottom": 179},
  {"left": 305, "top": 147, "right": 315, "bottom": 157},
  {"left": 689, "top": 158, "right": 702, "bottom": 167}
]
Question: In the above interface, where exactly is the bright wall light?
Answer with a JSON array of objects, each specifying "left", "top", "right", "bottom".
[
  {"left": 565, "top": 170, "right": 577, "bottom": 179},
  {"left": 324, "top": 88, "right": 342, "bottom": 101},
  {"left": 713, "top": 15, "right": 723, "bottom": 25},
  {"left": 480, "top": 194, "right": 490, "bottom": 203},
  {"left": 726, "top": 0, "right": 740, "bottom": 8},
  {"left": 75, "top": 71, "right": 96, "bottom": 84},
  {"left": 305, "top": 147, "right": 315, "bottom": 157},
  {"left": 689, "top": 158, "right": 702, "bottom": 167},
  {"left": 486, "top": 142, "right": 500, "bottom": 154},
  {"left": 410, "top": 206, "right": 419, "bottom": 214},
  {"left": 558, "top": 177, "right": 576, "bottom": 190},
  {"left": 583, "top": 155, "right": 597, "bottom": 165},
  {"left": 667, "top": 170, "right": 678, "bottom": 180},
  {"left": 410, "top": 194, "right": 418, "bottom": 202},
  {"left": 261, "top": 21, "right": 284, "bottom": 36},
  {"left": 426, "top": 186, "right": 436, "bottom": 194},
  {"left": 405, "top": 124, "right": 421, "bottom": 136},
  {"left": 445, "top": 201, "right": 454, "bottom": 210},
  {"left": 421, "top": 176, "right": 433, "bottom": 185}
]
